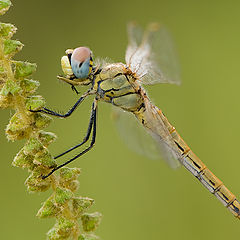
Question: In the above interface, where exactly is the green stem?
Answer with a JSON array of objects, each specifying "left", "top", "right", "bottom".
[{"left": 0, "top": 1, "right": 102, "bottom": 239}]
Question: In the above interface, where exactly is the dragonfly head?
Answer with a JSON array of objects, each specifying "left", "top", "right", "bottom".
[{"left": 61, "top": 47, "right": 93, "bottom": 81}]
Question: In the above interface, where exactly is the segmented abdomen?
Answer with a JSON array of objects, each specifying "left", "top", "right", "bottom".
[{"left": 134, "top": 97, "right": 240, "bottom": 218}]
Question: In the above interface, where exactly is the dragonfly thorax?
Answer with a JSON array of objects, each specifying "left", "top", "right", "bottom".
[{"left": 93, "top": 63, "right": 144, "bottom": 112}]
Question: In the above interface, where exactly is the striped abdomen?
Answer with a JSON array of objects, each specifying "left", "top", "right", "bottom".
[{"left": 134, "top": 97, "right": 240, "bottom": 218}]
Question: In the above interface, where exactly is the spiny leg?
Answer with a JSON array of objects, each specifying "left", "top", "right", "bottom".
[
  {"left": 54, "top": 101, "right": 96, "bottom": 159},
  {"left": 30, "top": 89, "right": 93, "bottom": 118},
  {"left": 42, "top": 99, "right": 98, "bottom": 179}
]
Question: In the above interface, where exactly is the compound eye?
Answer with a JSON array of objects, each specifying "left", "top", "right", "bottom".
[
  {"left": 71, "top": 47, "right": 91, "bottom": 63},
  {"left": 71, "top": 47, "right": 92, "bottom": 79}
]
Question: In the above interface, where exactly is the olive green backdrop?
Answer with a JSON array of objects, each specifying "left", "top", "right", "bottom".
[{"left": 1, "top": 0, "right": 240, "bottom": 239}]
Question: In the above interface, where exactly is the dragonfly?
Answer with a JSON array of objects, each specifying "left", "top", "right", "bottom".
[{"left": 31, "top": 22, "right": 240, "bottom": 219}]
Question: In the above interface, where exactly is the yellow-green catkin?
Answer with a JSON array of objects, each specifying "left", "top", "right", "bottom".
[{"left": 0, "top": 1, "right": 102, "bottom": 239}]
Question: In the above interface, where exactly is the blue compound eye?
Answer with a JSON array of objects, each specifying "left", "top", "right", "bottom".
[{"left": 71, "top": 47, "right": 92, "bottom": 79}]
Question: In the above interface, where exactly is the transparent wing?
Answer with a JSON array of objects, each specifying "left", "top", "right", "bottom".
[
  {"left": 112, "top": 106, "right": 180, "bottom": 169},
  {"left": 125, "top": 22, "right": 181, "bottom": 85},
  {"left": 94, "top": 56, "right": 113, "bottom": 68}
]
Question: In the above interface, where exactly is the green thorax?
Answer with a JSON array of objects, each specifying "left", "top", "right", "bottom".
[{"left": 93, "top": 63, "right": 143, "bottom": 112}]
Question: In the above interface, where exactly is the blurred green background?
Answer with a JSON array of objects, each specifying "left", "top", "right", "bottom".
[{"left": 1, "top": 0, "right": 240, "bottom": 239}]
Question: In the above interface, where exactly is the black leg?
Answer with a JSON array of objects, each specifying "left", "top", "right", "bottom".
[
  {"left": 30, "top": 89, "right": 93, "bottom": 118},
  {"left": 54, "top": 101, "right": 96, "bottom": 159},
  {"left": 42, "top": 99, "right": 98, "bottom": 179},
  {"left": 71, "top": 85, "right": 80, "bottom": 94}
]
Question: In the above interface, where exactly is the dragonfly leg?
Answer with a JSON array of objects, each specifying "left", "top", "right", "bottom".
[
  {"left": 54, "top": 101, "right": 96, "bottom": 160},
  {"left": 71, "top": 84, "right": 80, "bottom": 94},
  {"left": 42, "top": 99, "right": 98, "bottom": 179},
  {"left": 30, "top": 89, "right": 94, "bottom": 118}
]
